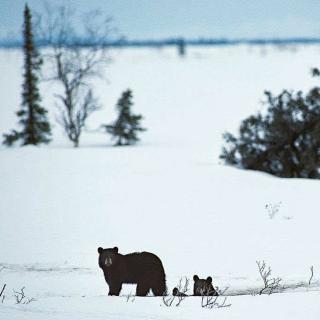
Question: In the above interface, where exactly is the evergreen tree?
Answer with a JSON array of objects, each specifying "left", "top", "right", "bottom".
[
  {"left": 3, "top": 5, "right": 51, "bottom": 146},
  {"left": 220, "top": 75, "right": 320, "bottom": 179},
  {"left": 103, "top": 89, "right": 146, "bottom": 146}
]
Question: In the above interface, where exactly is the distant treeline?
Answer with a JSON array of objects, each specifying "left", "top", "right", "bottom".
[{"left": 1, "top": 37, "right": 320, "bottom": 49}]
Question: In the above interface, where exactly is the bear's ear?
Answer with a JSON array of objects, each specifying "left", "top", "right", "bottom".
[
  {"left": 113, "top": 247, "right": 118, "bottom": 253},
  {"left": 206, "top": 276, "right": 212, "bottom": 284},
  {"left": 193, "top": 275, "right": 199, "bottom": 281},
  {"left": 97, "top": 247, "right": 103, "bottom": 254}
]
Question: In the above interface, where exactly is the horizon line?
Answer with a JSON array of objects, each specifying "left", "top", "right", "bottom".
[{"left": 1, "top": 36, "right": 320, "bottom": 48}]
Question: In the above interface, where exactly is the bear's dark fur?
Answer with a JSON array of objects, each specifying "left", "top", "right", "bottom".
[
  {"left": 193, "top": 275, "right": 219, "bottom": 296},
  {"left": 98, "top": 246, "right": 166, "bottom": 296}
]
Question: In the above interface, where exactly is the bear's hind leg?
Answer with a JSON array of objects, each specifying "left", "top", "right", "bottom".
[
  {"left": 136, "top": 283, "right": 150, "bottom": 296},
  {"left": 151, "top": 285, "right": 165, "bottom": 296}
]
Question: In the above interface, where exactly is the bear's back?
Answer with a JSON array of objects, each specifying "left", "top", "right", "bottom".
[
  {"left": 121, "top": 252, "right": 165, "bottom": 281},
  {"left": 124, "top": 252, "right": 163, "bottom": 268}
]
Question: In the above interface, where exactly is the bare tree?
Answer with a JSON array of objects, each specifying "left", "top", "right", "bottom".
[
  {"left": 36, "top": 4, "right": 113, "bottom": 147},
  {"left": 256, "top": 260, "right": 282, "bottom": 295}
]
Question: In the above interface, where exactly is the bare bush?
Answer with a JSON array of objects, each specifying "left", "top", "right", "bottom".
[
  {"left": 265, "top": 202, "right": 281, "bottom": 219},
  {"left": 162, "top": 277, "right": 189, "bottom": 307},
  {"left": 174, "top": 277, "right": 189, "bottom": 307},
  {"left": 256, "top": 260, "right": 282, "bottom": 295},
  {"left": 13, "top": 287, "right": 35, "bottom": 304},
  {"left": 201, "top": 288, "right": 231, "bottom": 309},
  {"left": 162, "top": 292, "right": 175, "bottom": 307}
]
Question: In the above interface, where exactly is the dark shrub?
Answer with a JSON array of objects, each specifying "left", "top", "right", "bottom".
[{"left": 221, "top": 74, "right": 320, "bottom": 179}]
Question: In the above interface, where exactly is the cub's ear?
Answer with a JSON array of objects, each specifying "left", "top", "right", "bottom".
[
  {"left": 113, "top": 247, "right": 118, "bottom": 253},
  {"left": 97, "top": 247, "right": 103, "bottom": 254},
  {"left": 206, "top": 276, "right": 212, "bottom": 284},
  {"left": 193, "top": 275, "right": 199, "bottom": 281}
]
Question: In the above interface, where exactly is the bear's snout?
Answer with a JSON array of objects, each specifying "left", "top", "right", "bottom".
[{"left": 105, "top": 257, "right": 112, "bottom": 267}]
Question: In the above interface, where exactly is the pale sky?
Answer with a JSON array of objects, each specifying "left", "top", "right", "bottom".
[{"left": 1, "top": 0, "right": 320, "bottom": 40}]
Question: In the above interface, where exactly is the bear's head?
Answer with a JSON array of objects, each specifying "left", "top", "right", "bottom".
[
  {"left": 97, "top": 247, "right": 118, "bottom": 269},
  {"left": 193, "top": 275, "right": 214, "bottom": 295}
]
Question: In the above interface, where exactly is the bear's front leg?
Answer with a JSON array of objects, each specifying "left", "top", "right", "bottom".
[{"left": 108, "top": 282, "right": 122, "bottom": 296}]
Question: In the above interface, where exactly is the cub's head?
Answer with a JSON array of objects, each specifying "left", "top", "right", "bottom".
[
  {"left": 193, "top": 275, "right": 213, "bottom": 295},
  {"left": 97, "top": 247, "right": 118, "bottom": 269}
]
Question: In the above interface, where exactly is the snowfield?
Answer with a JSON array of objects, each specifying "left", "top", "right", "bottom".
[{"left": 0, "top": 45, "right": 320, "bottom": 319}]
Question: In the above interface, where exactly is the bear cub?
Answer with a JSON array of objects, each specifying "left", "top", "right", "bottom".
[
  {"left": 98, "top": 246, "right": 166, "bottom": 296},
  {"left": 193, "top": 275, "right": 219, "bottom": 296}
]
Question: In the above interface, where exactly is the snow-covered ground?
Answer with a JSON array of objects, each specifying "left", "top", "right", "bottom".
[{"left": 0, "top": 45, "right": 320, "bottom": 319}]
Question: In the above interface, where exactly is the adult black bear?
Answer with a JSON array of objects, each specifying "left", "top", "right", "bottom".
[
  {"left": 98, "top": 247, "right": 166, "bottom": 296},
  {"left": 193, "top": 275, "right": 219, "bottom": 296}
]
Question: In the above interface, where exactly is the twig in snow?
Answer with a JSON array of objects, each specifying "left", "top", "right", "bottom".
[
  {"left": 125, "top": 292, "right": 135, "bottom": 302},
  {"left": 309, "top": 266, "right": 314, "bottom": 285},
  {"left": 0, "top": 284, "right": 6, "bottom": 299}
]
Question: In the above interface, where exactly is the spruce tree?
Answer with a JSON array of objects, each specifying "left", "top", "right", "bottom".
[
  {"left": 104, "top": 89, "right": 146, "bottom": 146},
  {"left": 3, "top": 5, "right": 51, "bottom": 146}
]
